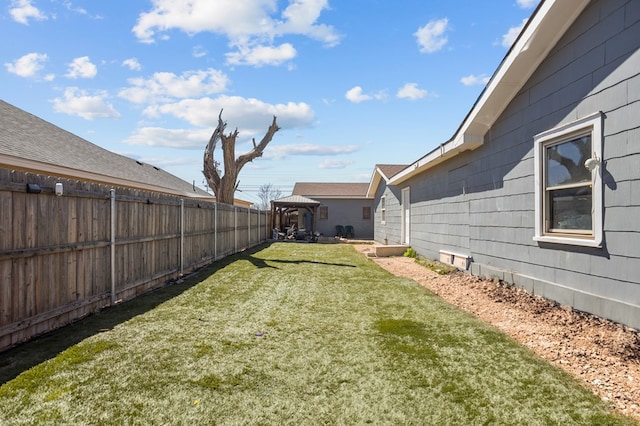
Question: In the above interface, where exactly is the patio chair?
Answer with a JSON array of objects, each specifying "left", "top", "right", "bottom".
[
  {"left": 344, "top": 225, "right": 355, "bottom": 238},
  {"left": 335, "top": 225, "right": 344, "bottom": 237}
]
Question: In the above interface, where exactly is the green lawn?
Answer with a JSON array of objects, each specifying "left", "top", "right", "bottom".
[{"left": 0, "top": 243, "right": 634, "bottom": 425}]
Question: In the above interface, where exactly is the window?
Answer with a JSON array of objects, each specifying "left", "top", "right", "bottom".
[
  {"left": 362, "top": 206, "right": 371, "bottom": 220},
  {"left": 319, "top": 206, "right": 328, "bottom": 220},
  {"left": 533, "top": 112, "right": 603, "bottom": 247},
  {"left": 380, "top": 196, "right": 386, "bottom": 224}
]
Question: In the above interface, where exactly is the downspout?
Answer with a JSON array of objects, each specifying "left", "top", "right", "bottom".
[{"left": 110, "top": 188, "right": 116, "bottom": 305}]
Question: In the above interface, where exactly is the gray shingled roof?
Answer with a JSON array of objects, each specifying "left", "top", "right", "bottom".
[
  {"left": 292, "top": 182, "right": 370, "bottom": 198},
  {"left": 0, "top": 100, "right": 210, "bottom": 198}
]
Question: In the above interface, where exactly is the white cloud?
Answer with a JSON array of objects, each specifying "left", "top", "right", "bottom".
[
  {"left": 265, "top": 143, "right": 358, "bottom": 160},
  {"left": 414, "top": 18, "right": 449, "bottom": 53},
  {"left": 65, "top": 56, "right": 97, "bottom": 79},
  {"left": 460, "top": 74, "right": 490, "bottom": 86},
  {"left": 192, "top": 45, "right": 207, "bottom": 58},
  {"left": 9, "top": 0, "right": 47, "bottom": 24},
  {"left": 140, "top": 95, "right": 314, "bottom": 135},
  {"left": 119, "top": 69, "right": 230, "bottom": 104},
  {"left": 124, "top": 127, "right": 211, "bottom": 149},
  {"left": 62, "top": 1, "right": 102, "bottom": 18},
  {"left": 516, "top": 0, "right": 538, "bottom": 9},
  {"left": 226, "top": 43, "right": 297, "bottom": 67},
  {"left": 132, "top": 0, "right": 339, "bottom": 66},
  {"left": 52, "top": 87, "right": 120, "bottom": 120},
  {"left": 276, "top": 0, "right": 340, "bottom": 47},
  {"left": 345, "top": 86, "right": 385, "bottom": 103},
  {"left": 502, "top": 18, "right": 528, "bottom": 48},
  {"left": 5, "top": 52, "right": 48, "bottom": 78},
  {"left": 345, "top": 86, "right": 370, "bottom": 103},
  {"left": 396, "top": 83, "right": 428, "bottom": 100},
  {"left": 122, "top": 58, "right": 141, "bottom": 71},
  {"left": 318, "top": 159, "right": 353, "bottom": 169}
]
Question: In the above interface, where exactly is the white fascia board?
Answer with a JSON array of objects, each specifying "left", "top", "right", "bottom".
[
  {"left": 366, "top": 168, "right": 383, "bottom": 198},
  {"left": 390, "top": 130, "right": 485, "bottom": 185}
]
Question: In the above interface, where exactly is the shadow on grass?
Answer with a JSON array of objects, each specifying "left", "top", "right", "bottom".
[
  {"left": 0, "top": 244, "right": 269, "bottom": 385},
  {"left": 247, "top": 255, "right": 357, "bottom": 269}
]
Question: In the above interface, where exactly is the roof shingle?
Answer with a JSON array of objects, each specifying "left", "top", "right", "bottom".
[
  {"left": 292, "top": 182, "right": 370, "bottom": 198},
  {"left": 0, "top": 100, "right": 210, "bottom": 198}
]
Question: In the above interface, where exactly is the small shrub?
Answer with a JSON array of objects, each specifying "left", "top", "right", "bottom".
[
  {"left": 404, "top": 248, "right": 417, "bottom": 258},
  {"left": 414, "top": 257, "right": 457, "bottom": 275}
]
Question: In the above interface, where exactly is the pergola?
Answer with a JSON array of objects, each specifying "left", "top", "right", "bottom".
[{"left": 270, "top": 195, "right": 320, "bottom": 234}]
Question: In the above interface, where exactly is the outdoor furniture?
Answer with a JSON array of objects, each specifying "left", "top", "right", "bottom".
[
  {"left": 273, "top": 228, "right": 285, "bottom": 240},
  {"left": 344, "top": 225, "right": 355, "bottom": 238},
  {"left": 335, "top": 225, "right": 344, "bottom": 237}
]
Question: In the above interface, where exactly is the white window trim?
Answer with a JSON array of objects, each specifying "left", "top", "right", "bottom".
[
  {"left": 533, "top": 111, "right": 603, "bottom": 248},
  {"left": 380, "top": 195, "right": 386, "bottom": 225}
]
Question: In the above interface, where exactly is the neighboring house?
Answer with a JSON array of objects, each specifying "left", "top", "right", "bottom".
[
  {"left": 0, "top": 100, "right": 209, "bottom": 199},
  {"left": 292, "top": 182, "right": 374, "bottom": 239},
  {"left": 370, "top": 0, "right": 640, "bottom": 329},
  {"left": 0, "top": 99, "right": 250, "bottom": 206}
]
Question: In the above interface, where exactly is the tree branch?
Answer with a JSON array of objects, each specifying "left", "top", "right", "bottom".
[{"left": 236, "top": 116, "right": 280, "bottom": 169}]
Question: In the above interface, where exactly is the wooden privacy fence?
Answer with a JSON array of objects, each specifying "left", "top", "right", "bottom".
[{"left": 0, "top": 170, "right": 271, "bottom": 352}]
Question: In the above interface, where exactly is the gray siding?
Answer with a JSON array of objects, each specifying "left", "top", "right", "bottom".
[
  {"left": 377, "top": 0, "right": 640, "bottom": 329},
  {"left": 315, "top": 198, "right": 374, "bottom": 239},
  {"left": 373, "top": 183, "right": 402, "bottom": 244}
]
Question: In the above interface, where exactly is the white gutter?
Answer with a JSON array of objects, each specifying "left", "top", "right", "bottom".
[{"left": 0, "top": 154, "right": 208, "bottom": 199}]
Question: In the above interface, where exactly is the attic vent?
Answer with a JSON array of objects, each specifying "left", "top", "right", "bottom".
[{"left": 136, "top": 160, "right": 143, "bottom": 166}]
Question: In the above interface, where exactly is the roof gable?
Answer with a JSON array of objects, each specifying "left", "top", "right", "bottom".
[{"left": 366, "top": 164, "right": 409, "bottom": 198}]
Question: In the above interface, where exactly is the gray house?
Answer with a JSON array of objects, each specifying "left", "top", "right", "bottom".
[
  {"left": 370, "top": 0, "right": 640, "bottom": 329},
  {"left": 292, "top": 182, "right": 374, "bottom": 239}
]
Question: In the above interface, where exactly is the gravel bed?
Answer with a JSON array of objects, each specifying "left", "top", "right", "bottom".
[{"left": 355, "top": 246, "right": 640, "bottom": 421}]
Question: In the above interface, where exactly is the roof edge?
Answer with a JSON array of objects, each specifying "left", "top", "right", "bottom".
[
  {"left": 0, "top": 154, "right": 208, "bottom": 198},
  {"left": 390, "top": 0, "right": 591, "bottom": 186}
]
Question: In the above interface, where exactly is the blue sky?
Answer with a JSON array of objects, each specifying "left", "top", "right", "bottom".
[{"left": 2, "top": 0, "right": 539, "bottom": 205}]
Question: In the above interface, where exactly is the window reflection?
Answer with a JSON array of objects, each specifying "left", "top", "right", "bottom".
[{"left": 546, "top": 136, "right": 591, "bottom": 187}]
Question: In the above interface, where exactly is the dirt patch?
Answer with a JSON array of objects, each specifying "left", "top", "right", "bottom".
[{"left": 354, "top": 245, "right": 640, "bottom": 421}]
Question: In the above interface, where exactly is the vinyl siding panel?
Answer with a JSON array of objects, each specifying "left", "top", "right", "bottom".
[
  {"left": 375, "top": 0, "right": 640, "bottom": 329},
  {"left": 314, "top": 198, "right": 374, "bottom": 239}
]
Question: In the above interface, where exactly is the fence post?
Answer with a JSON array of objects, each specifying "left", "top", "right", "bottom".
[
  {"left": 234, "top": 207, "right": 238, "bottom": 253},
  {"left": 248, "top": 207, "right": 251, "bottom": 247},
  {"left": 214, "top": 202, "right": 218, "bottom": 260},
  {"left": 110, "top": 188, "right": 116, "bottom": 305},
  {"left": 180, "top": 199, "right": 184, "bottom": 276}
]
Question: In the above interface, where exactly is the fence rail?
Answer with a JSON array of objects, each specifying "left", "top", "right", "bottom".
[{"left": 0, "top": 169, "right": 270, "bottom": 352}]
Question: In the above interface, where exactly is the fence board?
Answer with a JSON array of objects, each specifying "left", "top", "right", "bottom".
[
  {"left": 0, "top": 259, "right": 11, "bottom": 327},
  {"left": 0, "top": 169, "right": 271, "bottom": 351}
]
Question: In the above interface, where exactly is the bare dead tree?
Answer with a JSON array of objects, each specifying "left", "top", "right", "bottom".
[
  {"left": 257, "top": 183, "right": 282, "bottom": 211},
  {"left": 203, "top": 109, "right": 280, "bottom": 205}
]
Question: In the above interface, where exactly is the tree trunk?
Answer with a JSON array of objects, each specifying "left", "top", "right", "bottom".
[{"left": 203, "top": 110, "right": 280, "bottom": 205}]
